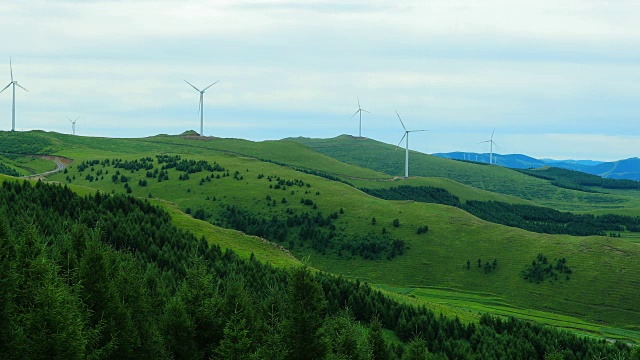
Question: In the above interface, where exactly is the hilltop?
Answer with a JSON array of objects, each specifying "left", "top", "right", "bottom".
[
  {"left": 289, "top": 135, "right": 640, "bottom": 212},
  {"left": 434, "top": 151, "right": 640, "bottom": 180}
]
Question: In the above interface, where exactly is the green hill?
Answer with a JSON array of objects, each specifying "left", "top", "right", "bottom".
[
  {"left": 1, "top": 177, "right": 629, "bottom": 359},
  {"left": 5, "top": 131, "right": 640, "bottom": 343},
  {"left": 289, "top": 135, "right": 640, "bottom": 213}
]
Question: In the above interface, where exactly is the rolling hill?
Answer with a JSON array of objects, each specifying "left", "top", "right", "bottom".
[
  {"left": 3, "top": 130, "right": 640, "bottom": 344},
  {"left": 589, "top": 157, "right": 640, "bottom": 180},
  {"left": 432, "top": 151, "right": 640, "bottom": 181},
  {"left": 289, "top": 135, "right": 640, "bottom": 213}
]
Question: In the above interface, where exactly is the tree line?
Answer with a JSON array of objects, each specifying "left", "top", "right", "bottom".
[
  {"left": 517, "top": 167, "right": 640, "bottom": 190},
  {"left": 0, "top": 179, "right": 633, "bottom": 359},
  {"left": 361, "top": 185, "right": 640, "bottom": 236}
]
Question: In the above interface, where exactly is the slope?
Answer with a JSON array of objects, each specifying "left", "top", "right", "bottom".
[
  {"left": 26, "top": 132, "right": 637, "bottom": 331},
  {"left": 290, "top": 135, "right": 640, "bottom": 212},
  {"left": 588, "top": 157, "right": 640, "bottom": 180},
  {"left": 4, "top": 131, "right": 640, "bottom": 341}
]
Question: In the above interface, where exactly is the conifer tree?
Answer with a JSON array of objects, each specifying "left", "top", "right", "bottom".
[
  {"left": 402, "top": 336, "right": 431, "bottom": 360},
  {"left": 216, "top": 311, "right": 252, "bottom": 360},
  {"left": 285, "top": 265, "right": 328, "bottom": 360},
  {"left": 161, "top": 296, "right": 198, "bottom": 360},
  {"left": 368, "top": 315, "right": 390, "bottom": 360}
]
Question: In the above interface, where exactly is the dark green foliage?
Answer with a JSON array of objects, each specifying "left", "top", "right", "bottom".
[
  {"left": 161, "top": 297, "right": 198, "bottom": 360},
  {"left": 216, "top": 312, "right": 252, "bottom": 359},
  {"left": 417, "top": 225, "right": 428, "bottom": 234},
  {"left": 285, "top": 265, "right": 328, "bottom": 360},
  {"left": 517, "top": 167, "right": 640, "bottom": 190},
  {"left": 363, "top": 185, "right": 640, "bottom": 236},
  {"left": 361, "top": 185, "right": 461, "bottom": 207},
  {"left": 393, "top": 218, "right": 400, "bottom": 228},
  {"left": 0, "top": 179, "right": 631, "bottom": 360},
  {"left": 0, "top": 161, "right": 20, "bottom": 176},
  {"left": 369, "top": 315, "right": 390, "bottom": 360},
  {"left": 334, "top": 232, "right": 405, "bottom": 260},
  {"left": 402, "top": 336, "right": 431, "bottom": 360},
  {"left": 522, "top": 254, "right": 572, "bottom": 283}
]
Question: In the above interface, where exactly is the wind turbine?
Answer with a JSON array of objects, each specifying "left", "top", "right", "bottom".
[
  {"left": 68, "top": 116, "right": 79, "bottom": 135},
  {"left": 480, "top": 127, "right": 499, "bottom": 164},
  {"left": 184, "top": 79, "right": 218, "bottom": 136},
  {"left": 350, "top": 97, "right": 369, "bottom": 138},
  {"left": 395, "top": 111, "right": 427, "bottom": 178},
  {"left": 0, "top": 58, "right": 28, "bottom": 132}
]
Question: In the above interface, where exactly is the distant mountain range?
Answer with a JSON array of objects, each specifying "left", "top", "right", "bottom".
[{"left": 432, "top": 152, "right": 640, "bottom": 181}]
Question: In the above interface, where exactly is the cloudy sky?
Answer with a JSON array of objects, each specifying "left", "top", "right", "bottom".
[{"left": 1, "top": 0, "right": 639, "bottom": 160}]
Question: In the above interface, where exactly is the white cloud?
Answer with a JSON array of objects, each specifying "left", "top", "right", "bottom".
[{"left": 0, "top": 0, "right": 639, "bottom": 160}]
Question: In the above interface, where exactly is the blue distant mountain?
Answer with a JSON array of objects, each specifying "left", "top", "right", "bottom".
[{"left": 433, "top": 152, "right": 640, "bottom": 181}]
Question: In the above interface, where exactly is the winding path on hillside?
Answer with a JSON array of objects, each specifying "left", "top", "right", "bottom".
[{"left": 20, "top": 155, "right": 73, "bottom": 180}]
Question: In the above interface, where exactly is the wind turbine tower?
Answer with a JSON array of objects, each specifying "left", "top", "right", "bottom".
[
  {"left": 184, "top": 79, "right": 218, "bottom": 136},
  {"left": 480, "top": 127, "right": 499, "bottom": 164},
  {"left": 395, "top": 111, "right": 427, "bottom": 178},
  {"left": 0, "top": 58, "right": 29, "bottom": 131},
  {"left": 350, "top": 97, "right": 369, "bottom": 138},
  {"left": 68, "top": 116, "right": 79, "bottom": 135}
]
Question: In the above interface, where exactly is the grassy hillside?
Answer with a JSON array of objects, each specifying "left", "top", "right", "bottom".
[
  {"left": 290, "top": 135, "right": 640, "bottom": 212},
  {"left": 0, "top": 154, "right": 56, "bottom": 176},
  {"left": 7, "top": 131, "right": 640, "bottom": 342}
]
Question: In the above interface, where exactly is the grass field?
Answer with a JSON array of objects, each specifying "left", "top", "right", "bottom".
[
  {"left": 291, "top": 135, "right": 640, "bottom": 213},
  {"left": 0, "top": 154, "right": 57, "bottom": 175},
  {"left": 375, "top": 285, "right": 640, "bottom": 343},
  {"left": 6, "top": 131, "right": 640, "bottom": 344}
]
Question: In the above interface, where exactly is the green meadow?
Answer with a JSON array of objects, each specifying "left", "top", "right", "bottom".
[
  {"left": 4, "top": 130, "right": 640, "bottom": 344},
  {"left": 291, "top": 135, "right": 640, "bottom": 213}
]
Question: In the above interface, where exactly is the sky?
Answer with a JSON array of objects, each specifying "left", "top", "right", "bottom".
[{"left": 1, "top": 0, "right": 639, "bottom": 161}]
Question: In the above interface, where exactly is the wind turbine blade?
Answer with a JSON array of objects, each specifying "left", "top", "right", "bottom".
[
  {"left": 0, "top": 83, "right": 11, "bottom": 93},
  {"left": 396, "top": 132, "right": 407, "bottom": 149},
  {"left": 68, "top": 117, "right": 73, "bottom": 123},
  {"left": 9, "top": 57, "right": 13, "bottom": 82},
  {"left": 203, "top": 80, "right": 219, "bottom": 91},
  {"left": 184, "top": 80, "right": 201, "bottom": 92},
  {"left": 361, "top": 109, "right": 370, "bottom": 114},
  {"left": 75, "top": 116, "right": 80, "bottom": 122},
  {"left": 491, "top": 127, "right": 495, "bottom": 140},
  {"left": 492, "top": 141, "right": 500, "bottom": 149},
  {"left": 479, "top": 140, "right": 490, "bottom": 144},
  {"left": 409, "top": 129, "right": 428, "bottom": 133},
  {"left": 396, "top": 111, "right": 407, "bottom": 130},
  {"left": 357, "top": 97, "right": 361, "bottom": 109},
  {"left": 16, "top": 83, "right": 28, "bottom": 92},
  {"left": 350, "top": 109, "right": 360, "bottom": 119}
]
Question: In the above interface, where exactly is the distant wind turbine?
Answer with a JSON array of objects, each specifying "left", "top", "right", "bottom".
[
  {"left": 480, "top": 127, "right": 499, "bottom": 164},
  {"left": 184, "top": 79, "right": 218, "bottom": 136},
  {"left": 68, "top": 116, "right": 79, "bottom": 135},
  {"left": 395, "top": 111, "right": 427, "bottom": 178},
  {"left": 0, "top": 58, "right": 28, "bottom": 132},
  {"left": 350, "top": 97, "right": 369, "bottom": 138}
]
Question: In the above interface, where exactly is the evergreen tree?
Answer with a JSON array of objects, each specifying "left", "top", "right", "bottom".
[
  {"left": 368, "top": 315, "right": 390, "bottom": 360},
  {"left": 216, "top": 311, "right": 252, "bottom": 360},
  {"left": 160, "top": 296, "right": 198, "bottom": 360},
  {"left": 402, "top": 336, "right": 431, "bottom": 360},
  {"left": 177, "top": 259, "right": 223, "bottom": 358},
  {"left": 252, "top": 304, "right": 288, "bottom": 360},
  {"left": 285, "top": 265, "right": 328, "bottom": 360},
  {"left": 326, "top": 309, "right": 368, "bottom": 360}
]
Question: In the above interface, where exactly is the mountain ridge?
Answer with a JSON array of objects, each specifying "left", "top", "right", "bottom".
[{"left": 433, "top": 151, "right": 640, "bottom": 180}]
